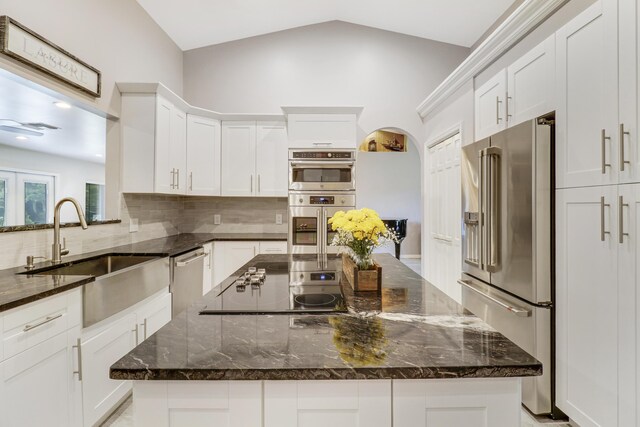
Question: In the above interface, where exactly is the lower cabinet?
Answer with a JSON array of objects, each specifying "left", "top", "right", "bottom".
[
  {"left": 81, "top": 290, "right": 172, "bottom": 426},
  {"left": 0, "top": 327, "right": 83, "bottom": 427},
  {"left": 132, "top": 378, "right": 522, "bottom": 427},
  {"left": 81, "top": 312, "right": 138, "bottom": 427}
]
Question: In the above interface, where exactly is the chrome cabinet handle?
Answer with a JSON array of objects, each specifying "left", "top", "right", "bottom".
[
  {"left": 258, "top": 175, "right": 261, "bottom": 193},
  {"left": 601, "top": 196, "right": 611, "bottom": 241},
  {"left": 189, "top": 172, "right": 193, "bottom": 191},
  {"left": 23, "top": 313, "right": 62, "bottom": 332},
  {"left": 250, "top": 175, "right": 253, "bottom": 193},
  {"left": 601, "top": 129, "right": 612, "bottom": 174},
  {"left": 458, "top": 280, "right": 531, "bottom": 317},
  {"left": 170, "top": 169, "right": 175, "bottom": 189},
  {"left": 619, "top": 195, "right": 629, "bottom": 244},
  {"left": 176, "top": 169, "right": 180, "bottom": 189},
  {"left": 506, "top": 95, "right": 512, "bottom": 121},
  {"left": 312, "top": 142, "right": 332, "bottom": 146},
  {"left": 143, "top": 318, "right": 148, "bottom": 340},
  {"left": 132, "top": 325, "right": 139, "bottom": 345},
  {"left": 496, "top": 96, "right": 503, "bottom": 124},
  {"left": 73, "top": 338, "right": 83, "bottom": 381},
  {"left": 620, "top": 123, "right": 630, "bottom": 171}
]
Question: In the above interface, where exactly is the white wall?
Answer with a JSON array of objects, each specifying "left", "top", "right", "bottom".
[{"left": 357, "top": 142, "right": 421, "bottom": 256}]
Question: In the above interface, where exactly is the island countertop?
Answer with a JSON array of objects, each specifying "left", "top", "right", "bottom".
[{"left": 110, "top": 254, "right": 542, "bottom": 381}]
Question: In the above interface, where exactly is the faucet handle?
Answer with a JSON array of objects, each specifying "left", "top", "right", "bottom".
[
  {"left": 25, "top": 255, "right": 47, "bottom": 270},
  {"left": 60, "top": 237, "right": 70, "bottom": 256}
]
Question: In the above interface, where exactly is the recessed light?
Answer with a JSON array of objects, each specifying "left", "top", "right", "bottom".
[
  {"left": 15, "top": 135, "right": 28, "bottom": 141},
  {"left": 95, "top": 154, "right": 103, "bottom": 158},
  {"left": 53, "top": 101, "right": 71, "bottom": 109}
]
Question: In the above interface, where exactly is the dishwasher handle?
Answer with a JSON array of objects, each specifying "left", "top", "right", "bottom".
[{"left": 175, "top": 252, "right": 207, "bottom": 267}]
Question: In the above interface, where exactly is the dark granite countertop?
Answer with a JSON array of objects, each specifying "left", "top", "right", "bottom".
[
  {"left": 0, "top": 232, "right": 287, "bottom": 313},
  {"left": 110, "top": 254, "right": 542, "bottom": 381}
]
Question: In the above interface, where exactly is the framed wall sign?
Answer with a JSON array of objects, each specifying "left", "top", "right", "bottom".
[{"left": 0, "top": 16, "right": 101, "bottom": 97}]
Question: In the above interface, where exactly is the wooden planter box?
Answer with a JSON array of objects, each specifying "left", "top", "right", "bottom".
[{"left": 342, "top": 254, "right": 382, "bottom": 293}]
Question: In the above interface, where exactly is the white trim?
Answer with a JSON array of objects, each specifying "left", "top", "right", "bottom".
[
  {"left": 281, "top": 106, "right": 363, "bottom": 116},
  {"left": 416, "top": 0, "right": 567, "bottom": 119},
  {"left": 399, "top": 255, "right": 421, "bottom": 260},
  {"left": 426, "top": 122, "right": 465, "bottom": 149}
]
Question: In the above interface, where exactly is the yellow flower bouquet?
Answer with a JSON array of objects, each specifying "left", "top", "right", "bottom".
[{"left": 328, "top": 208, "right": 397, "bottom": 270}]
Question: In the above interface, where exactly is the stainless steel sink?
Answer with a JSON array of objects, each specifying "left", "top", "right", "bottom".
[
  {"left": 31, "top": 255, "right": 159, "bottom": 277},
  {"left": 22, "top": 254, "right": 171, "bottom": 327}
]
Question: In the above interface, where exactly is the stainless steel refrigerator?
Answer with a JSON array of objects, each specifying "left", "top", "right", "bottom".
[{"left": 460, "top": 114, "right": 562, "bottom": 417}]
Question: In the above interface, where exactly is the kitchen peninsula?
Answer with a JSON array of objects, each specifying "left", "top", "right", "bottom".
[{"left": 111, "top": 254, "right": 540, "bottom": 427}]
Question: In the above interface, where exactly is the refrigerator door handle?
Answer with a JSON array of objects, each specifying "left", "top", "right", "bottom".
[
  {"left": 458, "top": 280, "right": 531, "bottom": 317},
  {"left": 316, "top": 209, "right": 322, "bottom": 255},
  {"left": 485, "top": 146, "right": 501, "bottom": 272},
  {"left": 479, "top": 150, "right": 486, "bottom": 270}
]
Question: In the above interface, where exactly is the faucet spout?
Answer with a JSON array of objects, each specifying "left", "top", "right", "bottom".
[{"left": 52, "top": 197, "right": 88, "bottom": 263}]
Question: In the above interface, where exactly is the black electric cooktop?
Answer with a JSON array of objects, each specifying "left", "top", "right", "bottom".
[{"left": 199, "top": 256, "right": 347, "bottom": 315}]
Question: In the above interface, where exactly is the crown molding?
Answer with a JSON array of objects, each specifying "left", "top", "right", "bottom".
[{"left": 416, "top": 0, "right": 567, "bottom": 120}]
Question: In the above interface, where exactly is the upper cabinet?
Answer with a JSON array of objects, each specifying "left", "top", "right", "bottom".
[
  {"left": 287, "top": 114, "right": 357, "bottom": 148},
  {"left": 187, "top": 115, "right": 221, "bottom": 196},
  {"left": 121, "top": 93, "right": 221, "bottom": 196},
  {"left": 555, "top": 0, "right": 619, "bottom": 189},
  {"left": 474, "top": 35, "right": 556, "bottom": 140},
  {"left": 221, "top": 121, "right": 288, "bottom": 197}
]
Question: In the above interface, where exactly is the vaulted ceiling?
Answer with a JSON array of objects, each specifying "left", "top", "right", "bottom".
[{"left": 136, "top": 0, "right": 516, "bottom": 51}]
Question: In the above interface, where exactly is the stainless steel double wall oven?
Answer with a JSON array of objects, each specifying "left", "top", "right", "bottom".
[{"left": 287, "top": 149, "right": 356, "bottom": 255}]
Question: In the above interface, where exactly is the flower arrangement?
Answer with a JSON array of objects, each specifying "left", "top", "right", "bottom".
[{"left": 328, "top": 208, "right": 397, "bottom": 270}]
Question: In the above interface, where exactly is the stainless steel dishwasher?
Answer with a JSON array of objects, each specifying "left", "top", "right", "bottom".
[{"left": 170, "top": 247, "right": 206, "bottom": 317}]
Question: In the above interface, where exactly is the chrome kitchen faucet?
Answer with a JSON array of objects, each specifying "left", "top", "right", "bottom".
[{"left": 52, "top": 197, "right": 88, "bottom": 263}]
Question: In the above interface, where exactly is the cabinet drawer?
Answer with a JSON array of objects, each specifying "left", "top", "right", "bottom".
[
  {"left": 2, "top": 289, "right": 81, "bottom": 361},
  {"left": 259, "top": 241, "right": 287, "bottom": 254}
]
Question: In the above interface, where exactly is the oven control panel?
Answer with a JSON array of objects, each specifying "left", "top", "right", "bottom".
[
  {"left": 290, "top": 151, "right": 354, "bottom": 159},
  {"left": 289, "top": 192, "right": 356, "bottom": 207},
  {"left": 310, "top": 196, "right": 334, "bottom": 204}
]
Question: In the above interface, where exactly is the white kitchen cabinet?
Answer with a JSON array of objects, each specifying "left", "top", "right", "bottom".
[
  {"left": 287, "top": 113, "right": 357, "bottom": 149},
  {"left": 0, "top": 328, "right": 83, "bottom": 427},
  {"left": 258, "top": 241, "right": 288, "bottom": 254},
  {"left": 136, "top": 292, "right": 172, "bottom": 342},
  {"left": 221, "top": 121, "right": 287, "bottom": 197},
  {"left": 555, "top": 0, "right": 619, "bottom": 189},
  {"left": 187, "top": 115, "right": 221, "bottom": 196},
  {"left": 474, "top": 70, "right": 507, "bottom": 140},
  {"left": 202, "top": 242, "right": 214, "bottom": 295},
  {"left": 213, "top": 241, "right": 259, "bottom": 286},
  {"left": 81, "top": 312, "right": 138, "bottom": 427},
  {"left": 506, "top": 35, "right": 555, "bottom": 127},
  {"left": 556, "top": 185, "right": 619, "bottom": 426},
  {"left": 264, "top": 380, "right": 391, "bottom": 427},
  {"left": 256, "top": 122, "right": 288, "bottom": 196},
  {"left": 121, "top": 94, "right": 188, "bottom": 194}
]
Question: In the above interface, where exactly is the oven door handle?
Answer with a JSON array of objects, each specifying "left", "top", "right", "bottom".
[{"left": 290, "top": 161, "right": 355, "bottom": 167}]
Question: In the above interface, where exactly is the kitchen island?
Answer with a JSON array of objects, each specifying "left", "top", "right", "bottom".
[{"left": 111, "top": 254, "right": 540, "bottom": 427}]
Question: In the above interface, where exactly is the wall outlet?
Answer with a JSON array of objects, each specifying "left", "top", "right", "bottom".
[
  {"left": 214, "top": 214, "right": 221, "bottom": 225},
  {"left": 276, "top": 214, "right": 283, "bottom": 225},
  {"left": 129, "top": 218, "right": 139, "bottom": 233}
]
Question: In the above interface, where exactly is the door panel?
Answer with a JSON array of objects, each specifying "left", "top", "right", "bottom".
[
  {"left": 187, "top": 115, "right": 221, "bottom": 196},
  {"left": 155, "top": 96, "right": 173, "bottom": 193},
  {"left": 475, "top": 70, "right": 507, "bottom": 140},
  {"left": 256, "top": 122, "right": 288, "bottom": 196},
  {"left": 289, "top": 207, "right": 321, "bottom": 254},
  {"left": 221, "top": 122, "right": 256, "bottom": 196},
  {"left": 170, "top": 108, "right": 187, "bottom": 193}
]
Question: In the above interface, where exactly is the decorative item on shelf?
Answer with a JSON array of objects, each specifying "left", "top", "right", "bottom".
[
  {"left": 358, "top": 129, "right": 407, "bottom": 152},
  {"left": 328, "top": 208, "right": 397, "bottom": 293}
]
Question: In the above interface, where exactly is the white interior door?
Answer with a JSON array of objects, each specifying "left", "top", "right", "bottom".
[
  {"left": 425, "top": 133, "right": 461, "bottom": 302},
  {"left": 256, "top": 122, "right": 288, "bottom": 196}
]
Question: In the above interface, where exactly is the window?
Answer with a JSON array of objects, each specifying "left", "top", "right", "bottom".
[
  {"left": 85, "top": 183, "right": 105, "bottom": 221},
  {"left": 0, "top": 170, "right": 55, "bottom": 227}
]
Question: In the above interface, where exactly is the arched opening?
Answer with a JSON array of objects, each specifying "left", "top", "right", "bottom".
[{"left": 356, "top": 127, "right": 421, "bottom": 268}]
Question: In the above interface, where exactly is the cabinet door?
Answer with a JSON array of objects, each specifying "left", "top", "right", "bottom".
[
  {"left": 474, "top": 69, "right": 507, "bottom": 140},
  {"left": 256, "top": 122, "right": 288, "bottom": 196},
  {"left": 187, "top": 115, "right": 221, "bottom": 196},
  {"left": 221, "top": 121, "right": 257, "bottom": 196},
  {"left": 264, "top": 380, "right": 391, "bottom": 427},
  {"left": 81, "top": 312, "right": 137, "bottom": 427},
  {"left": 556, "top": 0, "right": 619, "bottom": 188},
  {"left": 556, "top": 185, "right": 618, "bottom": 426},
  {"left": 618, "top": 184, "right": 640, "bottom": 427},
  {"left": 213, "top": 241, "right": 259, "bottom": 286},
  {"left": 202, "top": 242, "right": 214, "bottom": 295},
  {"left": 506, "top": 34, "right": 555, "bottom": 126},
  {"left": 155, "top": 95, "right": 174, "bottom": 194},
  {"left": 619, "top": 0, "right": 640, "bottom": 184},
  {"left": 287, "top": 114, "right": 357, "bottom": 149},
  {"left": 137, "top": 292, "right": 172, "bottom": 342},
  {"left": 0, "top": 331, "right": 81, "bottom": 427},
  {"left": 170, "top": 108, "right": 188, "bottom": 194},
  {"left": 258, "top": 241, "right": 288, "bottom": 255}
]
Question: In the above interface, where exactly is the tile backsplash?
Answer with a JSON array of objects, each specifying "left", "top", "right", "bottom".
[{"left": 0, "top": 194, "right": 287, "bottom": 270}]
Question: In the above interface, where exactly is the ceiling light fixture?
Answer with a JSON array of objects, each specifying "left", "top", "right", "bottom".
[
  {"left": 95, "top": 154, "right": 103, "bottom": 158},
  {"left": 53, "top": 101, "right": 71, "bottom": 109},
  {"left": 15, "top": 135, "right": 28, "bottom": 141}
]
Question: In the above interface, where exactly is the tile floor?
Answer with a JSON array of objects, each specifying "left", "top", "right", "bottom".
[{"left": 100, "top": 257, "right": 575, "bottom": 427}]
